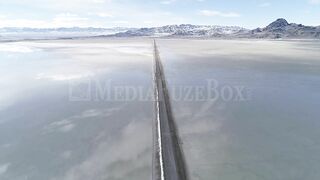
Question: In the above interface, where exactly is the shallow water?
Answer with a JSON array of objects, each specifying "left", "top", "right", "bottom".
[
  {"left": 0, "top": 39, "right": 154, "bottom": 180},
  {"left": 157, "top": 39, "right": 320, "bottom": 180},
  {"left": 1, "top": 39, "right": 320, "bottom": 180}
]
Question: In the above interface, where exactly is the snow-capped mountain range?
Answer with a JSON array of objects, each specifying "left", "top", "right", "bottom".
[
  {"left": 1, "top": 19, "right": 320, "bottom": 41},
  {"left": 238, "top": 18, "right": 320, "bottom": 39},
  {"left": 113, "top": 24, "right": 248, "bottom": 37},
  {"left": 114, "top": 19, "right": 320, "bottom": 39},
  {"left": 0, "top": 27, "right": 134, "bottom": 41},
  {"left": 0, "top": 27, "right": 131, "bottom": 33}
]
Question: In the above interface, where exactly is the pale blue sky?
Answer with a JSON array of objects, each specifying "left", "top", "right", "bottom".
[{"left": 0, "top": 0, "right": 319, "bottom": 28}]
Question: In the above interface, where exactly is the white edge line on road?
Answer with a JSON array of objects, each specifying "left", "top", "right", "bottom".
[
  {"left": 153, "top": 40, "right": 165, "bottom": 180},
  {"left": 156, "top": 83, "right": 165, "bottom": 180}
]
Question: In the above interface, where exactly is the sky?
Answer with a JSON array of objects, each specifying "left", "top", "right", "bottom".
[{"left": 0, "top": 0, "right": 319, "bottom": 28}]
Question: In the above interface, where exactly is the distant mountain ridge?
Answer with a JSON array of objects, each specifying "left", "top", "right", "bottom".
[
  {"left": 238, "top": 18, "right": 320, "bottom": 39},
  {"left": 0, "top": 27, "right": 133, "bottom": 33},
  {"left": 1, "top": 19, "right": 320, "bottom": 40},
  {"left": 114, "top": 24, "right": 248, "bottom": 37},
  {"left": 113, "top": 18, "right": 320, "bottom": 39},
  {"left": 0, "top": 27, "right": 134, "bottom": 41}
]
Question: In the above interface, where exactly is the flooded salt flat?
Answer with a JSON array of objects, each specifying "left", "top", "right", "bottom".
[
  {"left": 157, "top": 39, "right": 320, "bottom": 180},
  {"left": 1, "top": 38, "right": 320, "bottom": 180},
  {"left": 0, "top": 39, "right": 154, "bottom": 180}
]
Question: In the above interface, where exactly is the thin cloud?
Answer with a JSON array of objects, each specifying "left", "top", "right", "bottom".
[
  {"left": 112, "top": 20, "right": 129, "bottom": 24},
  {"left": 0, "top": 163, "right": 10, "bottom": 175},
  {"left": 0, "top": 13, "right": 94, "bottom": 28},
  {"left": 160, "top": 0, "right": 176, "bottom": 5},
  {"left": 309, "top": 0, "right": 320, "bottom": 4},
  {"left": 88, "top": 12, "right": 114, "bottom": 18},
  {"left": 92, "top": 0, "right": 107, "bottom": 3},
  {"left": 199, "top": 10, "right": 241, "bottom": 17},
  {"left": 259, "top": 2, "right": 271, "bottom": 7},
  {"left": 52, "top": 13, "right": 89, "bottom": 27}
]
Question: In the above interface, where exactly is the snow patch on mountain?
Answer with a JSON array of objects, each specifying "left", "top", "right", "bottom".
[
  {"left": 114, "top": 24, "right": 248, "bottom": 37},
  {"left": 237, "top": 18, "right": 320, "bottom": 39}
]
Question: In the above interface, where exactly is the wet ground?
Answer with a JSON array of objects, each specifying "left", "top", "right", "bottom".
[
  {"left": 1, "top": 38, "right": 320, "bottom": 180},
  {"left": 0, "top": 39, "right": 154, "bottom": 180},
  {"left": 157, "top": 39, "right": 320, "bottom": 180}
]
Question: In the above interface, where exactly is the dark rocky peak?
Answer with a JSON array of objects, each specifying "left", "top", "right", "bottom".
[{"left": 266, "top": 18, "right": 289, "bottom": 30}]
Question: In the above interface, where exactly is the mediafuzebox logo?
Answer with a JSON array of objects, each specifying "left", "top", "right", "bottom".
[{"left": 69, "top": 78, "right": 251, "bottom": 102}]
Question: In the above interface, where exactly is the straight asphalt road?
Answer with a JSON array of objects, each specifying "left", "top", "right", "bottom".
[{"left": 152, "top": 40, "right": 188, "bottom": 180}]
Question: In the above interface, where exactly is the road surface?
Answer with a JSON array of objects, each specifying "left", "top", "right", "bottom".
[{"left": 152, "top": 40, "right": 188, "bottom": 180}]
